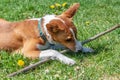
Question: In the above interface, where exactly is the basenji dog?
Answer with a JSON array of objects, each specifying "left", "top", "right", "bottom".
[{"left": 0, "top": 3, "right": 93, "bottom": 65}]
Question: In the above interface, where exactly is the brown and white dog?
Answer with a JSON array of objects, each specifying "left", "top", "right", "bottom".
[{"left": 0, "top": 3, "right": 93, "bottom": 65}]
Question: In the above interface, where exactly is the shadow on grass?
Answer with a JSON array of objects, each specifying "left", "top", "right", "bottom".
[{"left": 65, "top": 40, "right": 117, "bottom": 61}]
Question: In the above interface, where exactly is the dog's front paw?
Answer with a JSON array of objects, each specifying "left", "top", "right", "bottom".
[
  {"left": 61, "top": 58, "right": 76, "bottom": 66},
  {"left": 82, "top": 47, "right": 94, "bottom": 53}
]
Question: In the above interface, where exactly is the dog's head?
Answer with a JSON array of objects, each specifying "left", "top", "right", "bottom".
[{"left": 43, "top": 3, "right": 81, "bottom": 52}]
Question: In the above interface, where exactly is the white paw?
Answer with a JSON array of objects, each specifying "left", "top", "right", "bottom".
[
  {"left": 82, "top": 47, "right": 94, "bottom": 53},
  {"left": 39, "top": 49, "right": 76, "bottom": 66},
  {"left": 61, "top": 58, "right": 76, "bottom": 66}
]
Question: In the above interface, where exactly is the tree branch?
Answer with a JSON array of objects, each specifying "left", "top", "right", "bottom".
[
  {"left": 7, "top": 24, "right": 120, "bottom": 77},
  {"left": 7, "top": 58, "right": 50, "bottom": 77},
  {"left": 81, "top": 24, "right": 120, "bottom": 45}
]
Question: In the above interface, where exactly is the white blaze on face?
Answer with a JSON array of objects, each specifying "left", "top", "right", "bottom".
[{"left": 69, "top": 28, "right": 82, "bottom": 52}]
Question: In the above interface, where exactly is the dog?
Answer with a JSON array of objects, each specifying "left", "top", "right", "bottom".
[{"left": 0, "top": 3, "right": 93, "bottom": 65}]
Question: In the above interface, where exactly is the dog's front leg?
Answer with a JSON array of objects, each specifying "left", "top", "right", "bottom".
[
  {"left": 39, "top": 49, "right": 76, "bottom": 65},
  {"left": 76, "top": 41, "right": 94, "bottom": 53}
]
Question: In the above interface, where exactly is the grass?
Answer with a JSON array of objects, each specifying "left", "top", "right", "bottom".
[{"left": 0, "top": 0, "right": 120, "bottom": 80}]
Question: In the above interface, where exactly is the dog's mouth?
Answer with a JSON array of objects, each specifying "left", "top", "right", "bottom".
[{"left": 63, "top": 40, "right": 83, "bottom": 52}]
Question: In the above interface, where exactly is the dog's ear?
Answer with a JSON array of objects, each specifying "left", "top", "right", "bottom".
[
  {"left": 61, "top": 3, "right": 80, "bottom": 18},
  {"left": 46, "top": 23, "right": 64, "bottom": 33}
]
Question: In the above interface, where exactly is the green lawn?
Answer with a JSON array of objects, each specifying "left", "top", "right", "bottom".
[{"left": 0, "top": 0, "right": 120, "bottom": 80}]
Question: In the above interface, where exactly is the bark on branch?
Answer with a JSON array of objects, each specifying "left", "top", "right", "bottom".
[{"left": 81, "top": 24, "right": 120, "bottom": 45}]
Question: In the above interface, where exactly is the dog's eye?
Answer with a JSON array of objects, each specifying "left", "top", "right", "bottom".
[
  {"left": 66, "top": 39, "right": 72, "bottom": 42},
  {"left": 66, "top": 37, "right": 72, "bottom": 42}
]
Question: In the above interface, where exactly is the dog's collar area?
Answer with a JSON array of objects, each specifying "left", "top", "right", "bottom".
[
  {"left": 38, "top": 18, "right": 55, "bottom": 49},
  {"left": 38, "top": 18, "right": 47, "bottom": 41}
]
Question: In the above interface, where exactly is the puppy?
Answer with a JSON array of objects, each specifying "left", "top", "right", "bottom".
[{"left": 0, "top": 3, "right": 93, "bottom": 65}]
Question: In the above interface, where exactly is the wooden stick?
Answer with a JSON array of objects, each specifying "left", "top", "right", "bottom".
[
  {"left": 7, "top": 24, "right": 120, "bottom": 77},
  {"left": 7, "top": 58, "right": 50, "bottom": 77},
  {"left": 81, "top": 24, "right": 120, "bottom": 45}
]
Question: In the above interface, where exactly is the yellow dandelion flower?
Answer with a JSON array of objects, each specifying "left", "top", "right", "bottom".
[
  {"left": 55, "top": 3, "right": 61, "bottom": 7},
  {"left": 17, "top": 60, "right": 25, "bottom": 67},
  {"left": 50, "top": 5, "right": 55, "bottom": 9},
  {"left": 62, "top": 2, "right": 67, "bottom": 7}
]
